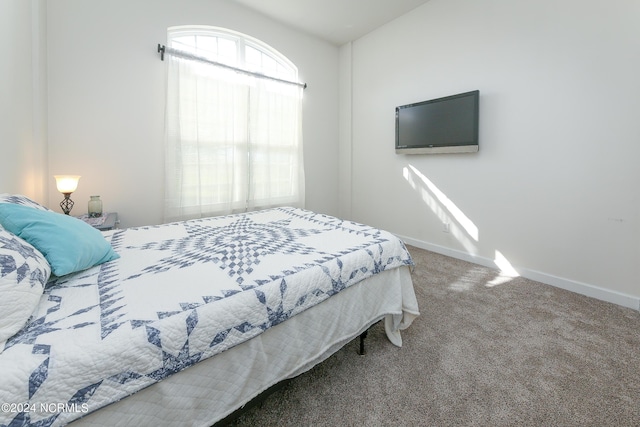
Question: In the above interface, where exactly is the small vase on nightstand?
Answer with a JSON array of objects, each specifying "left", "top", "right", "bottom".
[{"left": 88, "top": 196, "right": 103, "bottom": 218}]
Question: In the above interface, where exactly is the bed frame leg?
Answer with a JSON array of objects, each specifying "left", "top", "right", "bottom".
[{"left": 358, "top": 330, "right": 368, "bottom": 355}]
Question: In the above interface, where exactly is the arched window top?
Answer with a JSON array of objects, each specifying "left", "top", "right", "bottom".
[{"left": 167, "top": 26, "right": 297, "bottom": 82}]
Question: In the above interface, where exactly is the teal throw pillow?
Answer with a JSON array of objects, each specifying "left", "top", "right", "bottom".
[{"left": 0, "top": 203, "right": 119, "bottom": 276}]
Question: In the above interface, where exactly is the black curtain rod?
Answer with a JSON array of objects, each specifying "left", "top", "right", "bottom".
[{"left": 157, "top": 44, "right": 307, "bottom": 90}]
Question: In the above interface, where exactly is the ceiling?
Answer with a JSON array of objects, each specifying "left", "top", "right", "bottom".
[{"left": 233, "top": 0, "right": 432, "bottom": 45}]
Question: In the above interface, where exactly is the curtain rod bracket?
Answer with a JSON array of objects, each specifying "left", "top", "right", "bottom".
[{"left": 157, "top": 44, "right": 166, "bottom": 61}]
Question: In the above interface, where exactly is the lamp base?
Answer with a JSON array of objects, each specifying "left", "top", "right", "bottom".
[{"left": 60, "top": 194, "right": 74, "bottom": 215}]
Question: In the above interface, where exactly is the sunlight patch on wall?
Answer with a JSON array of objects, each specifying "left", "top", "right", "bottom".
[
  {"left": 403, "top": 164, "right": 478, "bottom": 254},
  {"left": 403, "top": 164, "right": 522, "bottom": 290},
  {"left": 486, "top": 250, "right": 520, "bottom": 287},
  {"left": 405, "top": 165, "right": 478, "bottom": 240}
]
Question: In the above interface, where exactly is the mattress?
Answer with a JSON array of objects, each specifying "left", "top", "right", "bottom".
[
  {"left": 73, "top": 266, "right": 417, "bottom": 426},
  {"left": 0, "top": 207, "right": 418, "bottom": 426}
]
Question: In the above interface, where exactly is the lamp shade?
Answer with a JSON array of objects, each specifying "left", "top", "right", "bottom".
[{"left": 54, "top": 175, "right": 81, "bottom": 194}]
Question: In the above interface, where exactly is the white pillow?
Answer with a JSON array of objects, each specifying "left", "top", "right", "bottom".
[
  {"left": 0, "top": 193, "right": 52, "bottom": 212},
  {"left": 0, "top": 229, "right": 51, "bottom": 351}
]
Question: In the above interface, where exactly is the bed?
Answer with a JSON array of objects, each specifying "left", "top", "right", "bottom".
[{"left": 0, "top": 195, "right": 419, "bottom": 426}]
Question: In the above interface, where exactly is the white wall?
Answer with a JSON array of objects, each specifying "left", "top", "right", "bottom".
[
  {"left": 5, "top": 0, "right": 637, "bottom": 307},
  {"left": 0, "top": 0, "right": 48, "bottom": 202},
  {"left": 344, "top": 0, "right": 640, "bottom": 305},
  {"left": 338, "top": 43, "right": 353, "bottom": 220},
  {"left": 46, "top": 0, "right": 339, "bottom": 227}
]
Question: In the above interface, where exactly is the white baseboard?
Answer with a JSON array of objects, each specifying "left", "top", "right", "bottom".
[{"left": 398, "top": 235, "right": 640, "bottom": 312}]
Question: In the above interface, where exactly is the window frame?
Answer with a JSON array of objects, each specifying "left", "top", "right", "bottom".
[
  {"left": 167, "top": 25, "right": 298, "bottom": 83},
  {"left": 164, "top": 26, "right": 304, "bottom": 220}
]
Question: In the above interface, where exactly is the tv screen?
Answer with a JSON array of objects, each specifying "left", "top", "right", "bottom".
[{"left": 395, "top": 90, "right": 479, "bottom": 154}]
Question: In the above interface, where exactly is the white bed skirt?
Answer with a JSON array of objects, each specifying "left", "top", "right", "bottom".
[{"left": 72, "top": 265, "right": 418, "bottom": 426}]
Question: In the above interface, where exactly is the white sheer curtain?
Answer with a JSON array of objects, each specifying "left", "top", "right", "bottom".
[{"left": 164, "top": 55, "right": 304, "bottom": 222}]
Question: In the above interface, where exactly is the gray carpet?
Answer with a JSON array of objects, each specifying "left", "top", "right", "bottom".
[{"left": 232, "top": 245, "right": 640, "bottom": 426}]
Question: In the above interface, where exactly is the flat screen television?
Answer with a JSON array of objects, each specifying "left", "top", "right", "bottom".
[{"left": 395, "top": 90, "right": 479, "bottom": 154}]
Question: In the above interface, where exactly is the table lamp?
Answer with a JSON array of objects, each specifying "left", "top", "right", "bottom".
[{"left": 54, "top": 175, "right": 81, "bottom": 215}]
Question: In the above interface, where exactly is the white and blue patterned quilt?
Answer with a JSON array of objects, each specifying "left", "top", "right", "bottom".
[{"left": 0, "top": 207, "right": 413, "bottom": 426}]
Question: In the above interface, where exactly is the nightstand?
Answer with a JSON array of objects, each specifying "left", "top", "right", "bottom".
[{"left": 77, "top": 212, "right": 119, "bottom": 231}]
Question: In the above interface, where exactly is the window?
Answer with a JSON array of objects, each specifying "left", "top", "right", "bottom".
[{"left": 163, "top": 26, "right": 304, "bottom": 222}]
